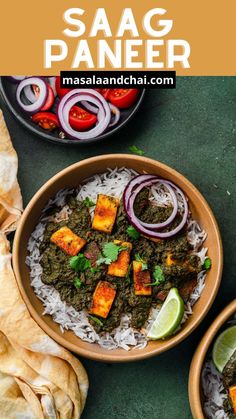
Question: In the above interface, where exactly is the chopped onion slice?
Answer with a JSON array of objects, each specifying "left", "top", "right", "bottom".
[
  {"left": 16, "top": 77, "right": 47, "bottom": 114},
  {"left": 109, "top": 104, "right": 120, "bottom": 127},
  {"left": 57, "top": 89, "right": 111, "bottom": 140},
  {"left": 123, "top": 175, "right": 188, "bottom": 239},
  {"left": 8, "top": 76, "right": 27, "bottom": 83}
]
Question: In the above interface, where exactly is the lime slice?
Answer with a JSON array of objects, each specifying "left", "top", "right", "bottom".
[
  {"left": 212, "top": 325, "right": 236, "bottom": 372},
  {"left": 147, "top": 288, "right": 184, "bottom": 340}
]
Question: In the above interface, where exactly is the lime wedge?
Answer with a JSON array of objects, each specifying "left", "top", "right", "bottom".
[
  {"left": 212, "top": 325, "right": 236, "bottom": 372},
  {"left": 147, "top": 288, "right": 184, "bottom": 340}
]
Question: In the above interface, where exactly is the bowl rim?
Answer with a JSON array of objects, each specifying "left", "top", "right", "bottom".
[
  {"left": 12, "top": 154, "right": 223, "bottom": 362},
  {"left": 188, "top": 299, "right": 236, "bottom": 419},
  {"left": 0, "top": 77, "right": 145, "bottom": 146}
]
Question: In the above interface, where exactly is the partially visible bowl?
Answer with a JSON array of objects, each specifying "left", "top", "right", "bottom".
[
  {"left": 13, "top": 154, "right": 223, "bottom": 362},
  {"left": 189, "top": 299, "right": 236, "bottom": 419},
  {"left": 0, "top": 77, "right": 145, "bottom": 145}
]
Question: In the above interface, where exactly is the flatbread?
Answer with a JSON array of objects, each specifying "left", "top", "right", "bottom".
[{"left": 0, "top": 110, "right": 88, "bottom": 418}]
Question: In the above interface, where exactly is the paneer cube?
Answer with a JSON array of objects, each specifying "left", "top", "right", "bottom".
[
  {"left": 50, "top": 226, "right": 86, "bottom": 256},
  {"left": 90, "top": 281, "right": 116, "bottom": 318},
  {"left": 108, "top": 240, "right": 132, "bottom": 277},
  {"left": 229, "top": 386, "right": 236, "bottom": 414},
  {"left": 133, "top": 261, "right": 152, "bottom": 296},
  {"left": 92, "top": 194, "right": 119, "bottom": 234}
]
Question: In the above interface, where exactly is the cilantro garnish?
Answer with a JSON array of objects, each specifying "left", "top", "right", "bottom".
[
  {"left": 69, "top": 254, "right": 91, "bottom": 272},
  {"left": 74, "top": 277, "right": 82, "bottom": 288},
  {"left": 203, "top": 257, "right": 212, "bottom": 270},
  {"left": 96, "top": 256, "right": 112, "bottom": 266},
  {"left": 96, "top": 242, "right": 127, "bottom": 266},
  {"left": 90, "top": 267, "right": 100, "bottom": 274},
  {"left": 135, "top": 254, "right": 148, "bottom": 271},
  {"left": 126, "top": 225, "right": 140, "bottom": 240},
  {"left": 90, "top": 316, "right": 103, "bottom": 327},
  {"left": 125, "top": 264, "right": 132, "bottom": 284},
  {"left": 148, "top": 265, "right": 165, "bottom": 286},
  {"left": 83, "top": 197, "right": 95, "bottom": 207},
  {"left": 128, "top": 145, "right": 145, "bottom": 156}
]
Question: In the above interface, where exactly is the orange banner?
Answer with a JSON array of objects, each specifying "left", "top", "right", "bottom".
[{"left": 0, "top": 0, "right": 235, "bottom": 75}]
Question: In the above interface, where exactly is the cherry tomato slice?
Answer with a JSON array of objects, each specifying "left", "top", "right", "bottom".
[
  {"left": 32, "top": 83, "right": 55, "bottom": 111},
  {"left": 32, "top": 112, "right": 59, "bottom": 131},
  {"left": 108, "top": 89, "right": 139, "bottom": 109},
  {"left": 69, "top": 106, "right": 97, "bottom": 131},
  {"left": 55, "top": 76, "right": 72, "bottom": 97},
  {"left": 101, "top": 89, "right": 111, "bottom": 100}
]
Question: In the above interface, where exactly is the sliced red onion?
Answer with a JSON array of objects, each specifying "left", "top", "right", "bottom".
[
  {"left": 123, "top": 175, "right": 188, "bottom": 239},
  {"left": 57, "top": 89, "right": 111, "bottom": 140},
  {"left": 129, "top": 179, "right": 178, "bottom": 230},
  {"left": 8, "top": 76, "right": 27, "bottom": 83},
  {"left": 109, "top": 104, "right": 120, "bottom": 127},
  {"left": 16, "top": 77, "right": 47, "bottom": 114},
  {"left": 123, "top": 174, "right": 158, "bottom": 213},
  {"left": 24, "top": 85, "right": 37, "bottom": 103},
  {"left": 81, "top": 100, "right": 99, "bottom": 114}
]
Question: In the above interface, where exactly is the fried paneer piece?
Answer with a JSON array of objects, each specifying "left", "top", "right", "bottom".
[
  {"left": 133, "top": 261, "right": 152, "bottom": 296},
  {"left": 90, "top": 281, "right": 116, "bottom": 318},
  {"left": 50, "top": 226, "right": 86, "bottom": 256},
  {"left": 92, "top": 194, "right": 119, "bottom": 234},
  {"left": 229, "top": 386, "right": 236, "bottom": 414},
  {"left": 108, "top": 240, "right": 132, "bottom": 277}
]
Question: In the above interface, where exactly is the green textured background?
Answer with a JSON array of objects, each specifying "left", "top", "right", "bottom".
[{"left": 1, "top": 77, "right": 235, "bottom": 419}]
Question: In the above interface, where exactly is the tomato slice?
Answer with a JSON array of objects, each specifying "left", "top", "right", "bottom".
[
  {"left": 32, "top": 112, "right": 59, "bottom": 131},
  {"left": 55, "top": 76, "right": 71, "bottom": 97},
  {"left": 32, "top": 83, "right": 55, "bottom": 111},
  {"left": 69, "top": 106, "right": 97, "bottom": 131},
  {"left": 108, "top": 89, "right": 139, "bottom": 109},
  {"left": 100, "top": 89, "right": 111, "bottom": 100}
]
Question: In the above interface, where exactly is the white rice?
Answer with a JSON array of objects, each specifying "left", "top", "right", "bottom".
[
  {"left": 202, "top": 360, "right": 228, "bottom": 419},
  {"left": 202, "top": 315, "right": 236, "bottom": 418},
  {"left": 26, "top": 168, "right": 208, "bottom": 351}
]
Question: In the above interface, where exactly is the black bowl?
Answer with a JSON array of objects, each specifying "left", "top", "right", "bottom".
[{"left": 0, "top": 77, "right": 145, "bottom": 145}]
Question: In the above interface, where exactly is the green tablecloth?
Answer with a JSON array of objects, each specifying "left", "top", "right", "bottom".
[{"left": 1, "top": 77, "right": 235, "bottom": 419}]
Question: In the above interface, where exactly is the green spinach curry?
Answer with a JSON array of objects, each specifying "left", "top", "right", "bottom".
[{"left": 40, "top": 189, "right": 201, "bottom": 333}]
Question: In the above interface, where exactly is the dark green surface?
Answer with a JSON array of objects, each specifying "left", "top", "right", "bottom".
[{"left": 1, "top": 77, "right": 235, "bottom": 419}]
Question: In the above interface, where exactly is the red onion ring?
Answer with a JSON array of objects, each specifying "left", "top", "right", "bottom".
[
  {"left": 16, "top": 77, "right": 47, "bottom": 114},
  {"left": 57, "top": 89, "right": 111, "bottom": 140},
  {"left": 123, "top": 174, "right": 158, "bottom": 213},
  {"left": 123, "top": 175, "right": 188, "bottom": 239},
  {"left": 81, "top": 100, "right": 99, "bottom": 114},
  {"left": 8, "top": 76, "right": 27, "bottom": 83},
  {"left": 109, "top": 104, "right": 121, "bottom": 127},
  {"left": 127, "top": 179, "right": 178, "bottom": 230}
]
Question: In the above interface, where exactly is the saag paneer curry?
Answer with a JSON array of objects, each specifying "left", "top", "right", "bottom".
[{"left": 40, "top": 186, "right": 202, "bottom": 334}]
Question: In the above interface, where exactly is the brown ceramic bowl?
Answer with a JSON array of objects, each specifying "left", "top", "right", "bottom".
[
  {"left": 13, "top": 154, "right": 223, "bottom": 362},
  {"left": 189, "top": 300, "right": 236, "bottom": 418}
]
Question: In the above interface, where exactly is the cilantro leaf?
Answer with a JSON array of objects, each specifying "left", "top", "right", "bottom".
[
  {"left": 126, "top": 225, "right": 140, "bottom": 240},
  {"left": 148, "top": 265, "right": 165, "bottom": 286},
  {"left": 96, "top": 256, "right": 112, "bottom": 266},
  {"left": 90, "top": 267, "right": 100, "bottom": 274},
  {"left": 135, "top": 253, "right": 148, "bottom": 271},
  {"left": 74, "top": 277, "right": 82, "bottom": 288},
  {"left": 203, "top": 257, "right": 212, "bottom": 270},
  {"left": 69, "top": 254, "right": 91, "bottom": 272},
  {"left": 103, "top": 242, "right": 120, "bottom": 261},
  {"left": 96, "top": 242, "right": 126, "bottom": 266},
  {"left": 128, "top": 145, "right": 145, "bottom": 156},
  {"left": 83, "top": 197, "right": 95, "bottom": 207},
  {"left": 89, "top": 316, "right": 103, "bottom": 327}
]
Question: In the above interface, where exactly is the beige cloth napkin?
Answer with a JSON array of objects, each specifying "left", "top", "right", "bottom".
[{"left": 0, "top": 110, "right": 88, "bottom": 419}]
